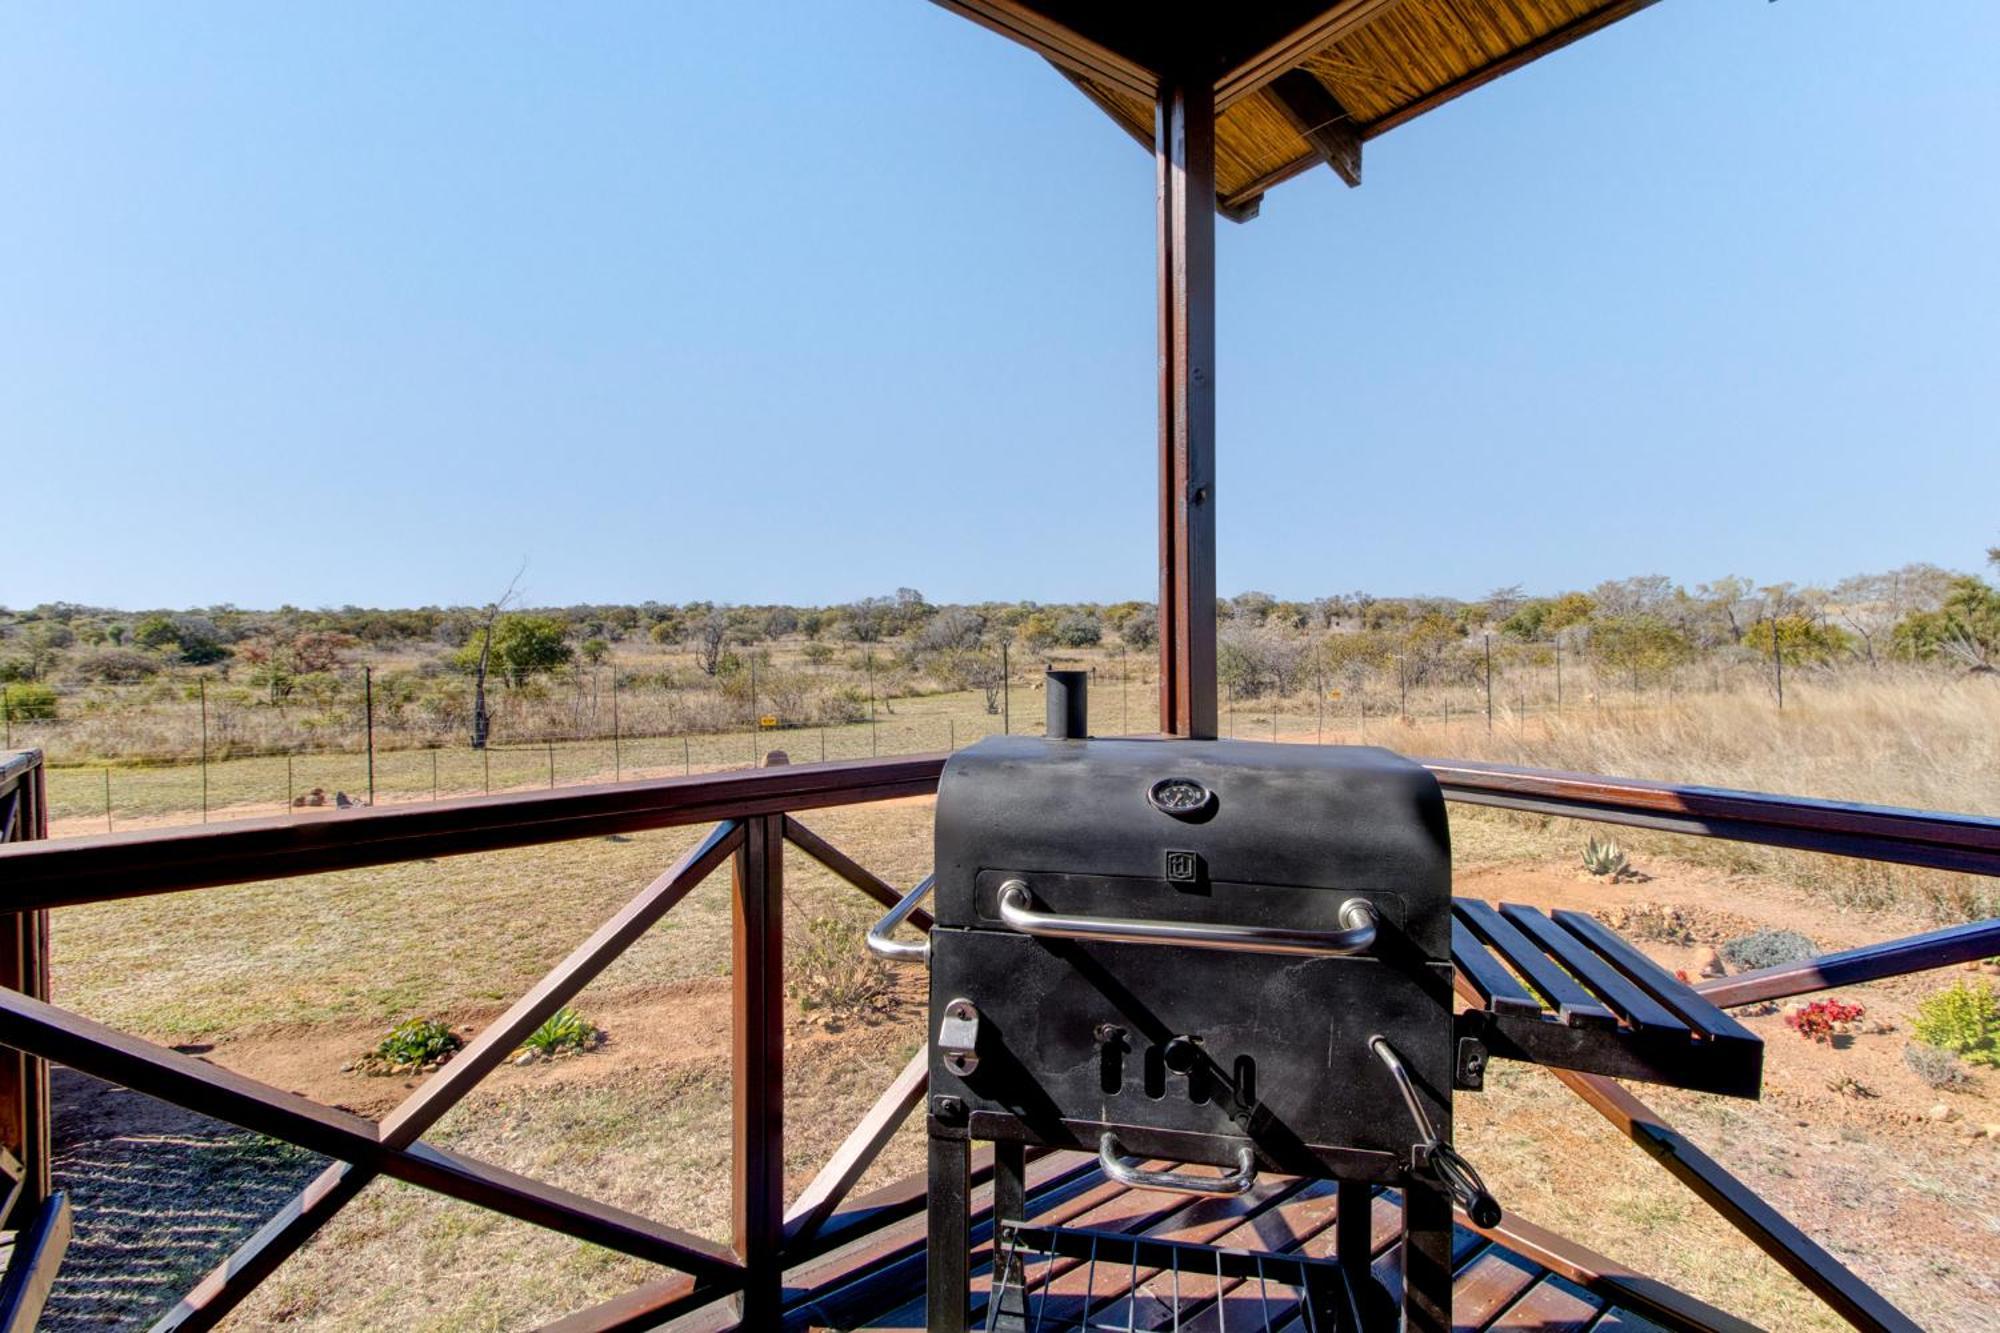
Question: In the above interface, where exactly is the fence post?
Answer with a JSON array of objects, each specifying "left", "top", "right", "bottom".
[
  {"left": 731, "top": 815, "right": 784, "bottom": 1326},
  {"left": 546, "top": 740, "right": 555, "bottom": 788},
  {"left": 1001, "top": 641, "right": 1010, "bottom": 735},
  {"left": 1121, "top": 647, "right": 1129, "bottom": 734},
  {"left": 285, "top": 753, "right": 293, "bottom": 810},
  {"left": 105, "top": 768, "right": 112, "bottom": 833},
  {"left": 819, "top": 726, "right": 827, "bottom": 763},
  {"left": 1484, "top": 635, "right": 1493, "bottom": 734},
  {"left": 949, "top": 718, "right": 956, "bottom": 751},
  {"left": 683, "top": 736, "right": 691, "bottom": 775},
  {"left": 364, "top": 666, "right": 376, "bottom": 807},
  {"left": 1399, "top": 651, "right": 1408, "bottom": 720},
  {"left": 431, "top": 748, "right": 439, "bottom": 802},
  {"left": 1555, "top": 635, "right": 1563, "bottom": 712},
  {"left": 611, "top": 673, "right": 622, "bottom": 781},
  {"left": 483, "top": 745, "right": 491, "bottom": 794},
  {"left": 1772, "top": 625, "right": 1785, "bottom": 711},
  {"left": 868, "top": 660, "right": 878, "bottom": 757},
  {"left": 199, "top": 677, "right": 209, "bottom": 823}
]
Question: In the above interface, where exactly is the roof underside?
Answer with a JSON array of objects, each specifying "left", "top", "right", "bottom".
[{"left": 936, "top": 0, "right": 1660, "bottom": 218}]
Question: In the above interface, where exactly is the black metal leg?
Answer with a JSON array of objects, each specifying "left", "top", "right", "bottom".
[
  {"left": 993, "top": 1139, "right": 1026, "bottom": 1224},
  {"left": 1337, "top": 1179, "right": 1393, "bottom": 1331},
  {"left": 928, "top": 1130, "right": 971, "bottom": 1333},
  {"left": 1401, "top": 1182, "right": 1453, "bottom": 1333}
]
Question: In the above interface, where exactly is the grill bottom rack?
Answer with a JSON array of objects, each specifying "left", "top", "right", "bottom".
[{"left": 986, "top": 1221, "right": 1364, "bottom": 1333}]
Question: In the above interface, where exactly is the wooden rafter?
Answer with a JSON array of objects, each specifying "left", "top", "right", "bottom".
[{"left": 1266, "top": 69, "right": 1362, "bottom": 187}]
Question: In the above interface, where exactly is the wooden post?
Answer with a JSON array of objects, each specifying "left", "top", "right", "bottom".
[
  {"left": 0, "top": 756, "right": 52, "bottom": 1228},
  {"left": 732, "top": 815, "right": 784, "bottom": 1325},
  {"left": 1156, "top": 62, "right": 1218, "bottom": 738}
]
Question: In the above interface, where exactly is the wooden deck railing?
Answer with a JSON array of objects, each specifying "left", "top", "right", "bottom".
[{"left": 0, "top": 746, "right": 1993, "bottom": 1331}]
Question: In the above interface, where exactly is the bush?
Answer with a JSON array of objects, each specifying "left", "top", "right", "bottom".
[
  {"left": 1785, "top": 997, "right": 1863, "bottom": 1043},
  {"left": 1720, "top": 929, "right": 1818, "bottom": 972},
  {"left": 520, "top": 1006, "right": 599, "bottom": 1058},
  {"left": 787, "top": 916, "right": 890, "bottom": 1022},
  {"left": 1, "top": 682, "right": 56, "bottom": 721},
  {"left": 1903, "top": 1041, "right": 1972, "bottom": 1089},
  {"left": 1911, "top": 981, "right": 2000, "bottom": 1066},
  {"left": 357, "top": 1017, "right": 462, "bottom": 1075}
]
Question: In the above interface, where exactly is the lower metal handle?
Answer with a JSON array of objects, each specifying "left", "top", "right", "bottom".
[
  {"left": 998, "top": 882, "right": 1377, "bottom": 957},
  {"left": 865, "top": 875, "right": 935, "bottom": 964},
  {"left": 1097, "top": 1133, "right": 1257, "bottom": 1197}
]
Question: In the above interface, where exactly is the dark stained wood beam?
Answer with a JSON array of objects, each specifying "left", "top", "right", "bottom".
[
  {"left": 1265, "top": 69, "right": 1362, "bottom": 187},
  {"left": 0, "top": 753, "right": 945, "bottom": 909},
  {"left": 0, "top": 1191, "right": 69, "bottom": 1333},
  {"left": 1213, "top": 0, "right": 1408, "bottom": 111},
  {"left": 731, "top": 816, "right": 786, "bottom": 1324},
  {"left": 929, "top": 1, "right": 1156, "bottom": 100},
  {"left": 1156, "top": 65, "right": 1218, "bottom": 737},
  {"left": 1697, "top": 918, "right": 2000, "bottom": 1008}
]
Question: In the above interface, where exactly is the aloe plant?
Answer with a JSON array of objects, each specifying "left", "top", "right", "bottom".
[{"left": 1581, "top": 836, "right": 1631, "bottom": 879}]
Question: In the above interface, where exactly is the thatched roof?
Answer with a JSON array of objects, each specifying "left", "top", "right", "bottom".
[{"left": 937, "top": 1, "right": 1658, "bottom": 219}]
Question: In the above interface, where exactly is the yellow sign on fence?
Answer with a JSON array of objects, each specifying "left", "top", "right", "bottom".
[{"left": 759, "top": 715, "right": 779, "bottom": 729}]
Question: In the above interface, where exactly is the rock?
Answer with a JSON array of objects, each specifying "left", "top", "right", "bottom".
[
  {"left": 1959, "top": 1122, "right": 1983, "bottom": 1138},
  {"left": 1984, "top": 1123, "right": 2000, "bottom": 1140},
  {"left": 1927, "top": 1103, "right": 1957, "bottom": 1122},
  {"left": 1692, "top": 946, "right": 1726, "bottom": 979},
  {"left": 513, "top": 1051, "right": 538, "bottom": 1066}
]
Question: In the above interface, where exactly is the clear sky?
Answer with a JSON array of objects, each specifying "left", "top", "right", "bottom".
[{"left": 3, "top": 2, "right": 1995, "bottom": 610}]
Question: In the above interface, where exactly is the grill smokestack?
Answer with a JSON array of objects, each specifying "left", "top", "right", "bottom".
[{"left": 1045, "top": 670, "right": 1088, "bottom": 739}]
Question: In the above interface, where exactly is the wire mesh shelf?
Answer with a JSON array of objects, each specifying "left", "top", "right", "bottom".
[{"left": 985, "top": 1221, "right": 1362, "bottom": 1333}]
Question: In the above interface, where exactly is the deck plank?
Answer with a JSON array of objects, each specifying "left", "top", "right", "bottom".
[
  {"left": 1485, "top": 1274, "right": 1603, "bottom": 1332},
  {"left": 1445, "top": 1242, "right": 1540, "bottom": 1332}
]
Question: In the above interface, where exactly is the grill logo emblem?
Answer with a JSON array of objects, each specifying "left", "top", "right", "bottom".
[{"left": 1147, "top": 777, "right": 1213, "bottom": 818}]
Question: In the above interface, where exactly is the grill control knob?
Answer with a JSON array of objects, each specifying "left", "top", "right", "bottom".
[{"left": 1161, "top": 1035, "right": 1202, "bottom": 1075}]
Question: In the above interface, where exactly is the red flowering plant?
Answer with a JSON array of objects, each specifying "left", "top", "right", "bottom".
[{"left": 1786, "top": 998, "right": 1865, "bottom": 1043}]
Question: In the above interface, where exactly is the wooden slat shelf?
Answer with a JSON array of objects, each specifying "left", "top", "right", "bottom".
[{"left": 1450, "top": 900, "right": 1765, "bottom": 1100}]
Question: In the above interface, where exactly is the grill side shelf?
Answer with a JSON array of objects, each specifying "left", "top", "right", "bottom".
[
  {"left": 1497, "top": 902, "right": 1690, "bottom": 1036},
  {"left": 1451, "top": 898, "right": 1765, "bottom": 1100},
  {"left": 1451, "top": 900, "right": 1618, "bottom": 1029}
]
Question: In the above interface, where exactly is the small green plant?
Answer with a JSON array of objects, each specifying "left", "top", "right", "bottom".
[
  {"left": 1911, "top": 980, "right": 2000, "bottom": 1067},
  {"left": 520, "top": 1006, "right": 598, "bottom": 1057},
  {"left": 357, "top": 1017, "right": 461, "bottom": 1075},
  {"left": 1720, "top": 929, "right": 1818, "bottom": 972},
  {"left": 1581, "top": 837, "right": 1631, "bottom": 880},
  {"left": 0, "top": 682, "right": 57, "bottom": 721},
  {"left": 788, "top": 916, "right": 891, "bottom": 1022},
  {"left": 1903, "top": 1041, "right": 1972, "bottom": 1089}
]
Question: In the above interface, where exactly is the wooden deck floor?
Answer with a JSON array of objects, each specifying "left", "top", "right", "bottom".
[{"left": 759, "top": 1154, "right": 1689, "bottom": 1333}]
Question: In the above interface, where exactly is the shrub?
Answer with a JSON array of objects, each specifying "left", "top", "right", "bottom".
[
  {"left": 358, "top": 1017, "right": 462, "bottom": 1074},
  {"left": 1911, "top": 981, "right": 2000, "bottom": 1066},
  {"left": 1785, "top": 997, "right": 1863, "bottom": 1043},
  {"left": 1, "top": 682, "right": 56, "bottom": 721},
  {"left": 787, "top": 916, "right": 890, "bottom": 1021},
  {"left": 520, "top": 1006, "right": 599, "bottom": 1057},
  {"left": 1721, "top": 929, "right": 1818, "bottom": 972},
  {"left": 1903, "top": 1041, "right": 1972, "bottom": 1089}
]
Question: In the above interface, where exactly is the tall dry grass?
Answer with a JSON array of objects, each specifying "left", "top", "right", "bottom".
[{"left": 1384, "top": 670, "right": 2000, "bottom": 921}]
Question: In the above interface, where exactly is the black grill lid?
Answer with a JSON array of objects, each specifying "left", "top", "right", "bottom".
[{"left": 933, "top": 736, "right": 1451, "bottom": 954}]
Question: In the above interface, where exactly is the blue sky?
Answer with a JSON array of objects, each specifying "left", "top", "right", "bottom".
[{"left": 2, "top": 1, "right": 1995, "bottom": 610}]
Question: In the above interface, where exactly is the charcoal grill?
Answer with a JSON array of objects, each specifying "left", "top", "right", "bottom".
[{"left": 869, "top": 672, "right": 1761, "bottom": 1332}]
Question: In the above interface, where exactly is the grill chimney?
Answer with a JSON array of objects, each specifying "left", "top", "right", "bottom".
[{"left": 1045, "top": 670, "right": 1088, "bottom": 739}]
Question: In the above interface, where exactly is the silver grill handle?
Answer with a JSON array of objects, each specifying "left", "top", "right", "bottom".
[
  {"left": 996, "top": 881, "right": 1377, "bottom": 958},
  {"left": 1098, "top": 1133, "right": 1256, "bottom": 1196},
  {"left": 865, "top": 874, "right": 936, "bottom": 965}
]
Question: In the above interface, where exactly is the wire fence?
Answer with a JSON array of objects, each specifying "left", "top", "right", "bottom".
[{"left": 7, "top": 630, "right": 1827, "bottom": 835}]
